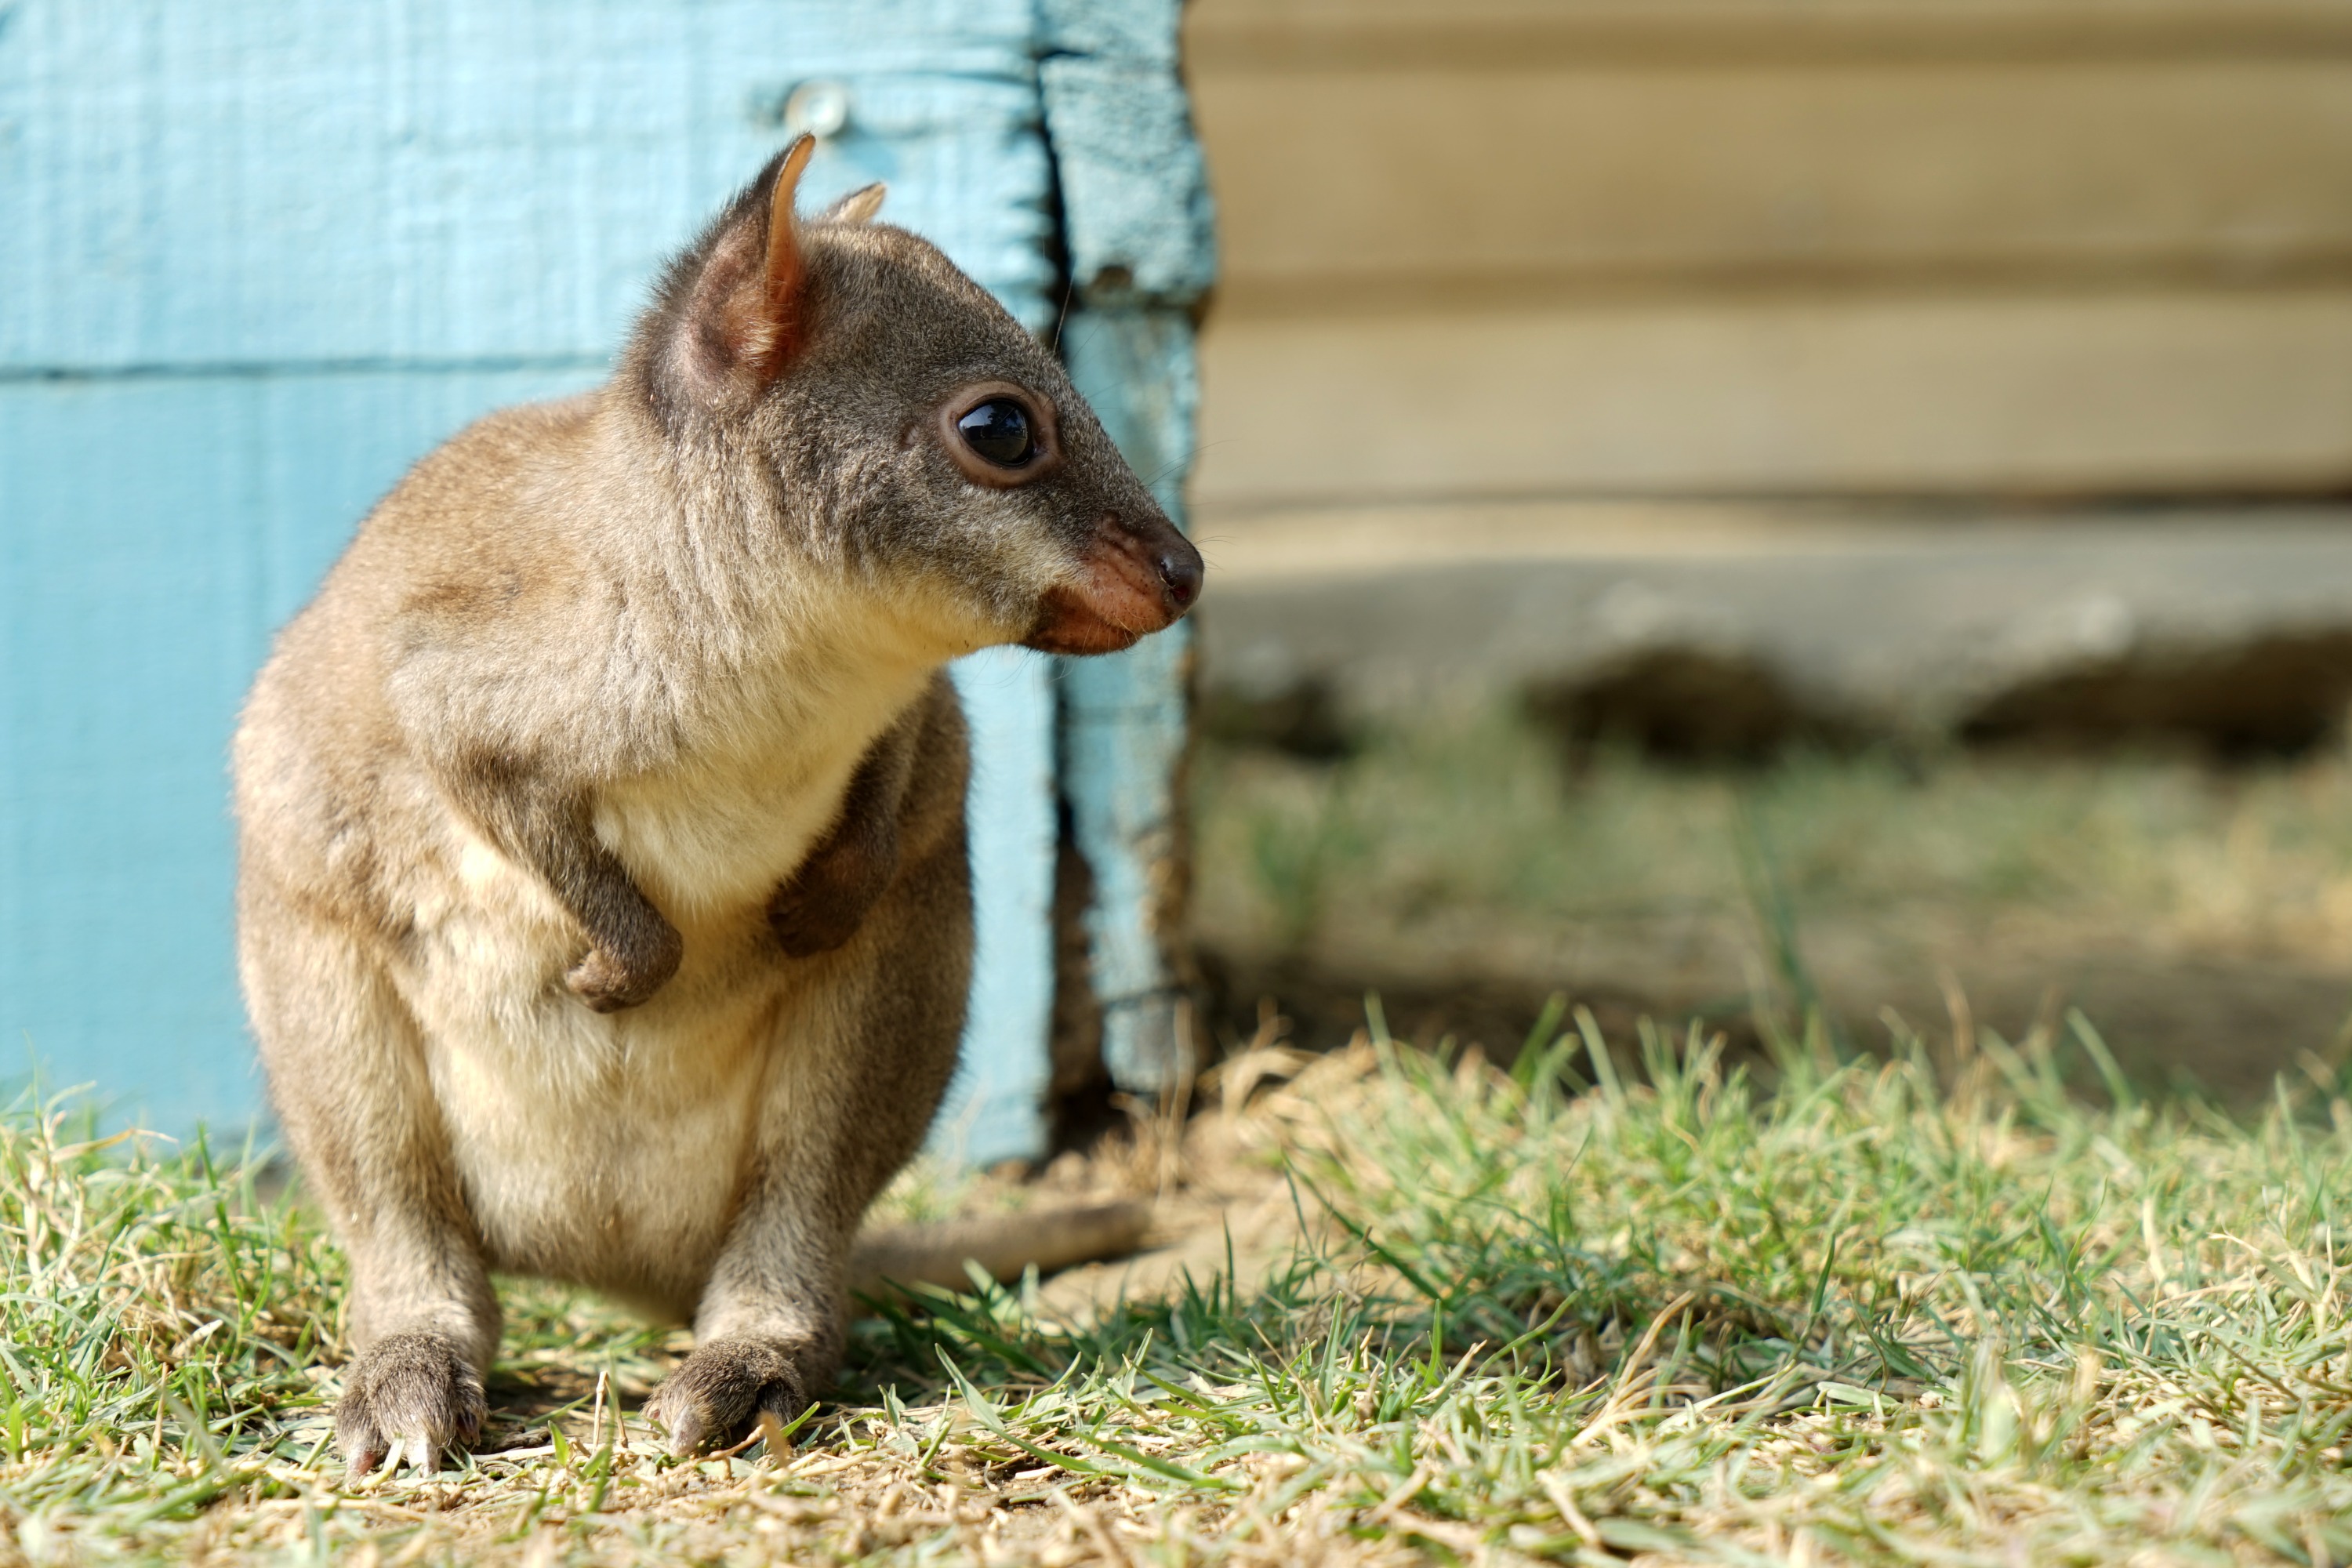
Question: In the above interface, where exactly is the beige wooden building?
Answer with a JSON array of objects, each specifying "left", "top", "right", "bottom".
[{"left": 1182, "top": 0, "right": 2352, "bottom": 742}]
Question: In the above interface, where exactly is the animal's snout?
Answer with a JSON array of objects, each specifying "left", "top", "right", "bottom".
[
  {"left": 1095, "top": 511, "right": 1202, "bottom": 626},
  {"left": 1019, "top": 511, "right": 1205, "bottom": 656},
  {"left": 1153, "top": 529, "right": 1203, "bottom": 613}
]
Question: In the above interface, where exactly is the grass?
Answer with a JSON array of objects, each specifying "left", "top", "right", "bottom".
[{"left": 10, "top": 1003, "right": 2352, "bottom": 1565}]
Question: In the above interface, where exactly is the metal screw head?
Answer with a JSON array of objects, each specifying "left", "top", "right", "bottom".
[{"left": 782, "top": 80, "right": 851, "bottom": 140}]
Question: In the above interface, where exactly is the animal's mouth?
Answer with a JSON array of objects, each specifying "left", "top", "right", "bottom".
[
  {"left": 1022, "top": 516, "right": 1203, "bottom": 656},
  {"left": 1025, "top": 584, "right": 1155, "bottom": 655}
]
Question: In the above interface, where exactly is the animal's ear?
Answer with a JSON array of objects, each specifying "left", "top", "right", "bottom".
[
  {"left": 655, "top": 135, "right": 818, "bottom": 405},
  {"left": 822, "top": 183, "right": 887, "bottom": 225},
  {"left": 753, "top": 134, "right": 818, "bottom": 375}
]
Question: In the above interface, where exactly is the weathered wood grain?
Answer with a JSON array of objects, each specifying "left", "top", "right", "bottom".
[
  {"left": 1193, "top": 60, "right": 2352, "bottom": 310},
  {"left": 1193, "top": 288, "right": 2352, "bottom": 508},
  {"left": 1041, "top": 0, "right": 1214, "bottom": 1094},
  {"left": 1184, "top": 0, "right": 2352, "bottom": 501},
  {"left": 1186, "top": 0, "right": 2352, "bottom": 69}
]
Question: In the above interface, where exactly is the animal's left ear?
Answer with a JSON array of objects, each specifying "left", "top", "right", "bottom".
[
  {"left": 822, "top": 183, "right": 887, "bottom": 225},
  {"left": 749, "top": 133, "right": 819, "bottom": 379},
  {"left": 654, "top": 134, "right": 818, "bottom": 407}
]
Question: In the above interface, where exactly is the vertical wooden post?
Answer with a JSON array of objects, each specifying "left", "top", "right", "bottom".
[{"left": 1039, "top": 0, "right": 1219, "bottom": 1094}]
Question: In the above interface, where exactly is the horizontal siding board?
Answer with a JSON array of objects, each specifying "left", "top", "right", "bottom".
[
  {"left": 1184, "top": 0, "right": 2352, "bottom": 499},
  {"left": 1185, "top": 0, "right": 2352, "bottom": 67},
  {"left": 1192, "top": 289, "right": 2352, "bottom": 506},
  {"left": 1193, "top": 60, "right": 2352, "bottom": 304},
  {"left": 1, "top": 0, "right": 1054, "bottom": 368}
]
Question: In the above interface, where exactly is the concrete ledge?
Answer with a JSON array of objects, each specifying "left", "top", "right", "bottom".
[{"left": 1193, "top": 499, "right": 2352, "bottom": 750}]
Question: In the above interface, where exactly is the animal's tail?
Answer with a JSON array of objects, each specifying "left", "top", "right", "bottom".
[{"left": 850, "top": 1200, "right": 1152, "bottom": 1301}]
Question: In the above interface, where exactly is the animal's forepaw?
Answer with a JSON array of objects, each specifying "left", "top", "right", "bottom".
[
  {"left": 765, "top": 881, "right": 865, "bottom": 959},
  {"left": 564, "top": 935, "right": 680, "bottom": 1012},
  {"left": 645, "top": 1337, "right": 811, "bottom": 1457},
  {"left": 767, "top": 830, "right": 892, "bottom": 960},
  {"left": 336, "top": 1331, "right": 486, "bottom": 1480}
]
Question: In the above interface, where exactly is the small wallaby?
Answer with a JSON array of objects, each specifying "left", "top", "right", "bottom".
[{"left": 233, "top": 136, "right": 1203, "bottom": 1475}]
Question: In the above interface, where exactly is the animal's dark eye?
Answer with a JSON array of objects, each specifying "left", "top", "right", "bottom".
[{"left": 954, "top": 399, "right": 1036, "bottom": 469}]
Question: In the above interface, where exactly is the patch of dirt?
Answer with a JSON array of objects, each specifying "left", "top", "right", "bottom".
[
  {"left": 1962, "top": 630, "right": 2352, "bottom": 757},
  {"left": 1527, "top": 647, "right": 1855, "bottom": 766}
]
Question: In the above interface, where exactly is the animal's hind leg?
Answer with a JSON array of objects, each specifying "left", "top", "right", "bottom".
[
  {"left": 239, "top": 880, "right": 499, "bottom": 1475},
  {"left": 646, "top": 814, "right": 973, "bottom": 1454}
]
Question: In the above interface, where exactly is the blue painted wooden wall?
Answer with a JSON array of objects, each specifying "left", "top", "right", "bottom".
[
  {"left": 0, "top": 0, "right": 1210, "bottom": 1167},
  {"left": 1042, "top": 0, "right": 1217, "bottom": 1094}
]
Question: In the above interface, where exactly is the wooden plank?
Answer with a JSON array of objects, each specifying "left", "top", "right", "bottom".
[
  {"left": 1190, "top": 60, "right": 2352, "bottom": 312},
  {"left": 0, "top": 0, "right": 1052, "bottom": 368},
  {"left": 1040, "top": 0, "right": 1213, "bottom": 1094},
  {"left": 0, "top": 0, "right": 1067, "bottom": 1162},
  {"left": 1186, "top": 0, "right": 2352, "bottom": 69},
  {"left": 1059, "top": 310, "right": 1201, "bottom": 1092},
  {"left": 1191, "top": 289, "right": 2352, "bottom": 506},
  {"left": 938, "top": 648, "right": 1058, "bottom": 1167},
  {"left": 1183, "top": 0, "right": 2352, "bottom": 499}
]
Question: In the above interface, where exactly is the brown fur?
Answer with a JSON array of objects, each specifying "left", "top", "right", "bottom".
[{"left": 232, "top": 140, "right": 1202, "bottom": 1475}]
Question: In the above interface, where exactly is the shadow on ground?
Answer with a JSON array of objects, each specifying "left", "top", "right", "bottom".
[{"left": 1199, "top": 945, "right": 2352, "bottom": 1108}]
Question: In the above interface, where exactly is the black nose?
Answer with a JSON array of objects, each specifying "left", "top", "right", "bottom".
[{"left": 1157, "top": 537, "right": 1203, "bottom": 612}]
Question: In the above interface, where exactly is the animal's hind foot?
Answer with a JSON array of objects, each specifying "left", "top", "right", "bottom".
[
  {"left": 645, "top": 1335, "right": 813, "bottom": 1457},
  {"left": 336, "top": 1330, "right": 486, "bottom": 1479}
]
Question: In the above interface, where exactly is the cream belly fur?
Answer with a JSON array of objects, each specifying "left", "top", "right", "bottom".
[
  {"left": 423, "top": 991, "right": 768, "bottom": 1313},
  {"left": 393, "top": 674, "right": 929, "bottom": 1312},
  {"left": 595, "top": 652, "right": 939, "bottom": 917}
]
